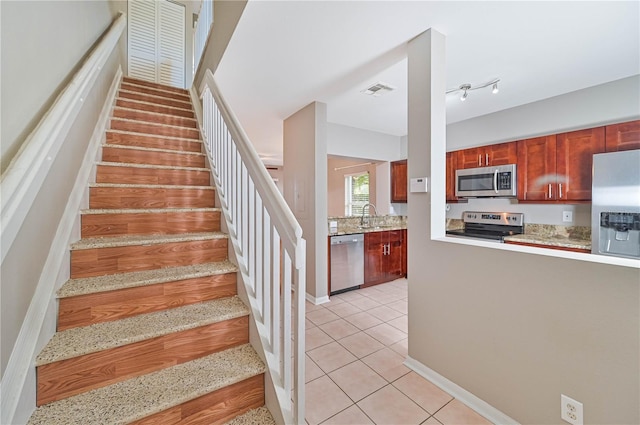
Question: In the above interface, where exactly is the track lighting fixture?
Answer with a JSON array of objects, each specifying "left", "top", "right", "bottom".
[
  {"left": 460, "top": 84, "right": 470, "bottom": 102},
  {"left": 447, "top": 78, "right": 500, "bottom": 102}
]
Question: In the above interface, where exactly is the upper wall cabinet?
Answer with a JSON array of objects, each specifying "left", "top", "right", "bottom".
[
  {"left": 456, "top": 142, "right": 517, "bottom": 169},
  {"left": 390, "top": 160, "right": 407, "bottom": 203},
  {"left": 446, "top": 152, "right": 457, "bottom": 202},
  {"left": 605, "top": 120, "right": 640, "bottom": 152},
  {"left": 517, "top": 128, "right": 605, "bottom": 202}
]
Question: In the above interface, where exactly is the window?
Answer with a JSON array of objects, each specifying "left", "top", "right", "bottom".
[{"left": 345, "top": 172, "right": 369, "bottom": 216}]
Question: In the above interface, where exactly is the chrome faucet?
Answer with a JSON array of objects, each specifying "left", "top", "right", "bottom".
[{"left": 360, "top": 203, "right": 378, "bottom": 227}]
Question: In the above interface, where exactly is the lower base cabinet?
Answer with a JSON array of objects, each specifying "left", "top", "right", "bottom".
[{"left": 364, "top": 230, "right": 405, "bottom": 287}]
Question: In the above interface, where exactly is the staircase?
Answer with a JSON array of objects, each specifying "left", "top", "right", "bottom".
[{"left": 28, "top": 77, "right": 275, "bottom": 425}]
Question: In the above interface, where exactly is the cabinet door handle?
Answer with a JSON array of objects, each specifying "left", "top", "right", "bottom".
[
  {"left": 478, "top": 154, "right": 482, "bottom": 167},
  {"left": 559, "top": 183, "right": 563, "bottom": 199},
  {"left": 548, "top": 183, "right": 552, "bottom": 199},
  {"left": 486, "top": 153, "right": 489, "bottom": 166}
]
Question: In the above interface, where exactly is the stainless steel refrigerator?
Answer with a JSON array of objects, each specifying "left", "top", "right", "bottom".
[{"left": 591, "top": 150, "right": 640, "bottom": 259}]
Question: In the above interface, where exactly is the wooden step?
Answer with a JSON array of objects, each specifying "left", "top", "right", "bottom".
[
  {"left": 106, "top": 130, "right": 202, "bottom": 152},
  {"left": 102, "top": 144, "right": 206, "bottom": 168},
  {"left": 89, "top": 184, "right": 215, "bottom": 209},
  {"left": 96, "top": 163, "right": 211, "bottom": 186},
  {"left": 120, "top": 82, "right": 191, "bottom": 102},
  {"left": 70, "top": 233, "right": 228, "bottom": 278},
  {"left": 35, "top": 299, "right": 250, "bottom": 405},
  {"left": 112, "top": 106, "right": 197, "bottom": 128},
  {"left": 28, "top": 344, "right": 265, "bottom": 425},
  {"left": 115, "top": 98, "right": 195, "bottom": 118},
  {"left": 111, "top": 117, "right": 200, "bottom": 140},
  {"left": 81, "top": 207, "right": 220, "bottom": 237},
  {"left": 119, "top": 89, "right": 192, "bottom": 110},
  {"left": 123, "top": 76, "right": 189, "bottom": 95},
  {"left": 58, "top": 261, "right": 238, "bottom": 330}
]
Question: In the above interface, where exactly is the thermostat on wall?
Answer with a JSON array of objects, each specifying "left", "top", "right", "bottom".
[{"left": 410, "top": 177, "right": 428, "bottom": 193}]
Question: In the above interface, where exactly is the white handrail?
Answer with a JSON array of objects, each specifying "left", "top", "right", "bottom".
[
  {"left": 193, "top": 0, "right": 213, "bottom": 74},
  {"left": 0, "top": 13, "right": 127, "bottom": 264},
  {"left": 198, "top": 69, "right": 306, "bottom": 424}
]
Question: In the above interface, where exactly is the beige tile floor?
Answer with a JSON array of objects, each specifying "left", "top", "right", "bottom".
[{"left": 304, "top": 278, "right": 494, "bottom": 425}]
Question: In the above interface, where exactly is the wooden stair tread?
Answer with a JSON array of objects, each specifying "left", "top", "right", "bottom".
[
  {"left": 71, "top": 232, "right": 227, "bottom": 251},
  {"left": 116, "top": 96, "right": 193, "bottom": 112},
  {"left": 97, "top": 161, "right": 209, "bottom": 172},
  {"left": 58, "top": 261, "right": 237, "bottom": 298},
  {"left": 123, "top": 76, "right": 189, "bottom": 94},
  {"left": 118, "top": 89, "right": 192, "bottom": 108},
  {"left": 36, "top": 296, "right": 248, "bottom": 366},
  {"left": 223, "top": 407, "right": 276, "bottom": 425},
  {"left": 28, "top": 344, "right": 264, "bottom": 425},
  {"left": 120, "top": 83, "right": 191, "bottom": 101},
  {"left": 81, "top": 206, "right": 219, "bottom": 215},
  {"left": 107, "top": 129, "right": 202, "bottom": 144},
  {"left": 103, "top": 143, "right": 205, "bottom": 156},
  {"left": 90, "top": 182, "right": 213, "bottom": 190}
]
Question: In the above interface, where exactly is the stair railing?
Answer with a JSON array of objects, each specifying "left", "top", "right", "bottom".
[
  {"left": 193, "top": 0, "right": 213, "bottom": 74},
  {"left": 199, "top": 70, "right": 306, "bottom": 425}
]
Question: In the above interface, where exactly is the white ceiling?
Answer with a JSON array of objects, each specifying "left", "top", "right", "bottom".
[{"left": 215, "top": 1, "right": 640, "bottom": 165}]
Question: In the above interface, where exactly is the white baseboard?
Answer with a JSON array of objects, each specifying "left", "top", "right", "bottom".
[
  {"left": 305, "top": 293, "right": 330, "bottom": 305},
  {"left": 404, "top": 356, "right": 520, "bottom": 425},
  {"left": 0, "top": 67, "right": 122, "bottom": 425}
]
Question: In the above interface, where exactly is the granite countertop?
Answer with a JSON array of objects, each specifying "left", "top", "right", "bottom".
[
  {"left": 329, "top": 224, "right": 407, "bottom": 236},
  {"left": 328, "top": 215, "right": 407, "bottom": 236},
  {"left": 503, "top": 233, "right": 591, "bottom": 251}
]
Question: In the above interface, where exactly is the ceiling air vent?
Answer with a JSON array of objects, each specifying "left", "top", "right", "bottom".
[{"left": 362, "top": 82, "right": 396, "bottom": 97}]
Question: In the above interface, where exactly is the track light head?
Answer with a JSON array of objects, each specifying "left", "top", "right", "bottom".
[{"left": 460, "top": 84, "right": 471, "bottom": 102}]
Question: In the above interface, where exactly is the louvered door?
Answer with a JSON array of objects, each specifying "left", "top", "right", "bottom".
[{"left": 128, "top": 0, "right": 185, "bottom": 89}]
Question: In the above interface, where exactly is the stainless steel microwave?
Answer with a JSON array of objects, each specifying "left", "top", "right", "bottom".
[{"left": 455, "top": 164, "right": 517, "bottom": 198}]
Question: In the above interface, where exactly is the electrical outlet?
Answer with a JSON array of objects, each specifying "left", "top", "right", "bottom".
[
  {"left": 562, "top": 211, "right": 573, "bottom": 223},
  {"left": 561, "top": 394, "right": 583, "bottom": 425}
]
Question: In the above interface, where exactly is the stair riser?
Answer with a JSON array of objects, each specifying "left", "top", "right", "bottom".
[
  {"left": 106, "top": 131, "right": 202, "bottom": 152},
  {"left": 71, "top": 239, "right": 228, "bottom": 279},
  {"left": 131, "top": 374, "right": 264, "bottom": 425},
  {"left": 112, "top": 108, "right": 197, "bottom": 128},
  {"left": 58, "top": 273, "right": 237, "bottom": 331},
  {"left": 102, "top": 146, "right": 205, "bottom": 168},
  {"left": 37, "top": 316, "right": 249, "bottom": 406},
  {"left": 123, "top": 77, "right": 188, "bottom": 95},
  {"left": 111, "top": 119, "right": 200, "bottom": 140},
  {"left": 82, "top": 211, "right": 220, "bottom": 237},
  {"left": 89, "top": 187, "right": 215, "bottom": 209},
  {"left": 120, "top": 82, "right": 191, "bottom": 102},
  {"left": 119, "top": 90, "right": 192, "bottom": 110},
  {"left": 115, "top": 98, "right": 195, "bottom": 118},
  {"left": 96, "top": 165, "right": 211, "bottom": 186}
]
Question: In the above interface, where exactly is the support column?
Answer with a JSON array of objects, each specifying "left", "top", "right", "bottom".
[{"left": 283, "top": 102, "right": 329, "bottom": 304}]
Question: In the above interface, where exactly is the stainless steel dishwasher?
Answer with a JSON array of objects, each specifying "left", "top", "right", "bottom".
[{"left": 330, "top": 233, "right": 364, "bottom": 295}]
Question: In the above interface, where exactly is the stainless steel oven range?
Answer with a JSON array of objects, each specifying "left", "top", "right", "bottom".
[{"left": 446, "top": 211, "right": 524, "bottom": 242}]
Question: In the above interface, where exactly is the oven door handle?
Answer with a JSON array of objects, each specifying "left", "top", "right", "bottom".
[{"left": 494, "top": 169, "right": 499, "bottom": 194}]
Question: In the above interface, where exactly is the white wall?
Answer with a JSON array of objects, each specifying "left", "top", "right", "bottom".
[
  {"left": 327, "top": 122, "right": 404, "bottom": 161},
  {"left": 284, "top": 102, "right": 328, "bottom": 302},
  {"left": 0, "top": 0, "right": 117, "bottom": 174},
  {"left": 407, "top": 31, "right": 640, "bottom": 425}
]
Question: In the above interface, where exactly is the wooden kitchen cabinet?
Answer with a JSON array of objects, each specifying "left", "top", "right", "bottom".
[
  {"left": 446, "top": 152, "right": 457, "bottom": 202},
  {"left": 364, "top": 230, "right": 404, "bottom": 287},
  {"left": 456, "top": 142, "right": 517, "bottom": 169},
  {"left": 390, "top": 160, "right": 407, "bottom": 203},
  {"left": 605, "top": 120, "right": 640, "bottom": 152},
  {"left": 401, "top": 229, "right": 407, "bottom": 276},
  {"left": 517, "top": 128, "right": 605, "bottom": 202}
]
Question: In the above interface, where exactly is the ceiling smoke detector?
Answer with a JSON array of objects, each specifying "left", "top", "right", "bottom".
[{"left": 362, "top": 82, "right": 396, "bottom": 97}]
